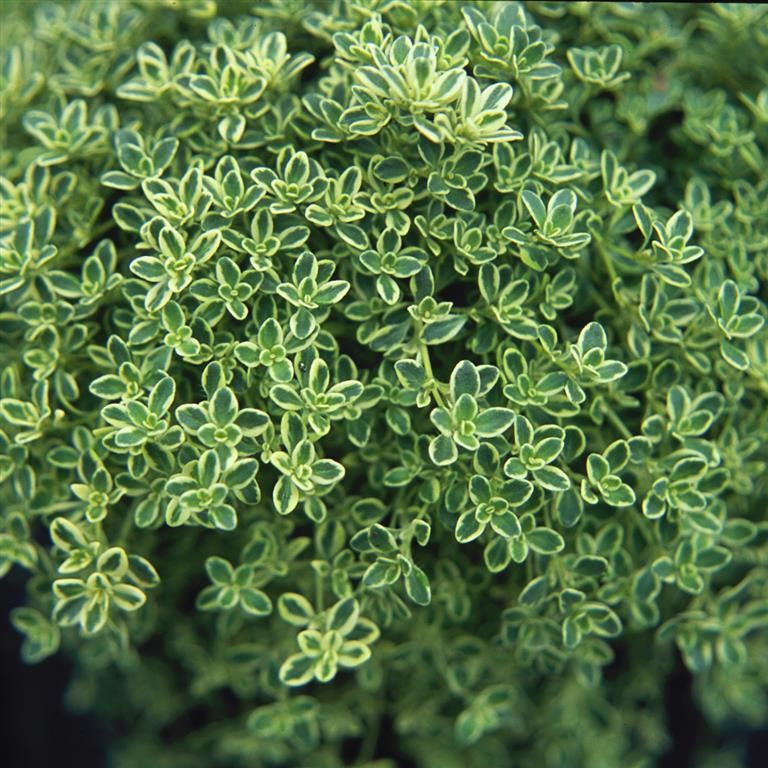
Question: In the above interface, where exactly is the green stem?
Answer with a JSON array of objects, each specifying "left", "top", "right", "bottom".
[
  {"left": 593, "top": 237, "right": 627, "bottom": 308},
  {"left": 117, "top": 503, "right": 135, "bottom": 544},
  {"left": 357, "top": 710, "right": 382, "bottom": 764},
  {"left": 314, "top": 569, "right": 324, "bottom": 612},
  {"left": 692, "top": 286, "right": 719, "bottom": 326},
  {"left": 602, "top": 401, "right": 634, "bottom": 440},
  {"left": 416, "top": 325, "right": 447, "bottom": 408}
]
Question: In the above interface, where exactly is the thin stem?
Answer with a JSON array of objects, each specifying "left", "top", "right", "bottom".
[
  {"left": 416, "top": 323, "right": 447, "bottom": 408},
  {"left": 593, "top": 237, "right": 627, "bottom": 308},
  {"left": 314, "top": 569, "right": 324, "bottom": 612},
  {"left": 357, "top": 710, "right": 382, "bottom": 764},
  {"left": 602, "top": 401, "right": 634, "bottom": 440}
]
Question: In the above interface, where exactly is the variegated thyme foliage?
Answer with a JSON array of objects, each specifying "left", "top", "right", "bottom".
[{"left": 1, "top": 2, "right": 768, "bottom": 767}]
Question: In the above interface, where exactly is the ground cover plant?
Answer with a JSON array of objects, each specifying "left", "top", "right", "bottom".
[{"left": 1, "top": 1, "right": 767, "bottom": 766}]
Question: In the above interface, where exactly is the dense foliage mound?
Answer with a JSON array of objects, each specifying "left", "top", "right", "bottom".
[{"left": 1, "top": 2, "right": 767, "bottom": 766}]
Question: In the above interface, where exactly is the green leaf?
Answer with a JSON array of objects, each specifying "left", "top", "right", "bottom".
[
  {"left": 225, "top": 458, "right": 259, "bottom": 488},
  {"left": 490, "top": 510, "right": 521, "bottom": 538},
  {"left": 97, "top": 547, "right": 128, "bottom": 578},
  {"left": 363, "top": 559, "right": 399, "bottom": 588},
  {"left": 273, "top": 476, "right": 299, "bottom": 515},
  {"left": 601, "top": 482, "right": 636, "bottom": 507},
  {"left": 206, "top": 556, "right": 233, "bottom": 585},
  {"left": 210, "top": 504, "right": 237, "bottom": 530},
  {"left": 533, "top": 436, "right": 564, "bottom": 463},
  {"left": 578, "top": 322, "right": 607, "bottom": 354},
  {"left": 335, "top": 223, "right": 369, "bottom": 250},
  {"left": 270, "top": 385, "right": 304, "bottom": 410},
  {"left": 148, "top": 376, "right": 175, "bottom": 416},
  {"left": 404, "top": 564, "right": 431, "bottom": 605},
  {"left": 278, "top": 593, "right": 315, "bottom": 626},
  {"left": 556, "top": 489, "right": 583, "bottom": 527},
  {"left": 455, "top": 708, "right": 484, "bottom": 746},
  {"left": 423, "top": 316, "right": 466, "bottom": 345},
  {"left": 587, "top": 454, "right": 610, "bottom": 484},
  {"left": 82, "top": 600, "right": 108, "bottom": 634},
  {"left": 455, "top": 510, "right": 484, "bottom": 543},
  {"left": 521, "top": 190, "right": 546, "bottom": 229},
  {"left": 327, "top": 597, "right": 359, "bottom": 634},
  {"left": 429, "top": 434, "right": 458, "bottom": 465},
  {"left": 573, "top": 555, "right": 609, "bottom": 577},
  {"left": 484, "top": 536, "right": 512, "bottom": 572},
  {"left": 89, "top": 375, "right": 125, "bottom": 398},
  {"left": 475, "top": 408, "right": 515, "bottom": 437},
  {"left": 111, "top": 584, "right": 147, "bottom": 612},
  {"left": 337, "top": 640, "right": 372, "bottom": 667},
  {"left": 531, "top": 466, "right": 570, "bottom": 491},
  {"left": 240, "top": 588, "right": 273, "bottom": 616},
  {"left": 694, "top": 547, "right": 731, "bottom": 571},
  {"left": 526, "top": 527, "right": 565, "bottom": 555},
  {"left": 279, "top": 653, "right": 316, "bottom": 686},
  {"left": 127, "top": 555, "right": 160, "bottom": 587},
  {"left": 720, "top": 340, "right": 749, "bottom": 370},
  {"left": 50, "top": 517, "right": 88, "bottom": 551},
  {"left": 238, "top": 408, "right": 269, "bottom": 436},
  {"left": 315, "top": 280, "right": 350, "bottom": 305},
  {"left": 311, "top": 459, "right": 345, "bottom": 485},
  {"left": 10, "top": 608, "right": 60, "bottom": 663},
  {"left": 176, "top": 403, "right": 207, "bottom": 433},
  {"left": 210, "top": 387, "right": 238, "bottom": 426},
  {"left": 395, "top": 359, "right": 426, "bottom": 389},
  {"left": 450, "top": 361, "right": 481, "bottom": 399},
  {"left": 654, "top": 263, "right": 690, "bottom": 287},
  {"left": 718, "top": 279, "right": 740, "bottom": 321},
  {"left": 369, "top": 524, "right": 397, "bottom": 552}
]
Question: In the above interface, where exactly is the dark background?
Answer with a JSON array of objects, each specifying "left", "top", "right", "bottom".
[
  {"left": 1, "top": 573, "right": 108, "bottom": 768},
  {"left": 1, "top": 572, "right": 766, "bottom": 768}
]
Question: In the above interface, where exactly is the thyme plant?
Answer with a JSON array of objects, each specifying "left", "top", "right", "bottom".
[{"left": 1, "top": 2, "right": 767, "bottom": 767}]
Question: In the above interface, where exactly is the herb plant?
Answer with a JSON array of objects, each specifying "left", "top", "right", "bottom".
[{"left": 1, "top": 2, "right": 767, "bottom": 767}]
